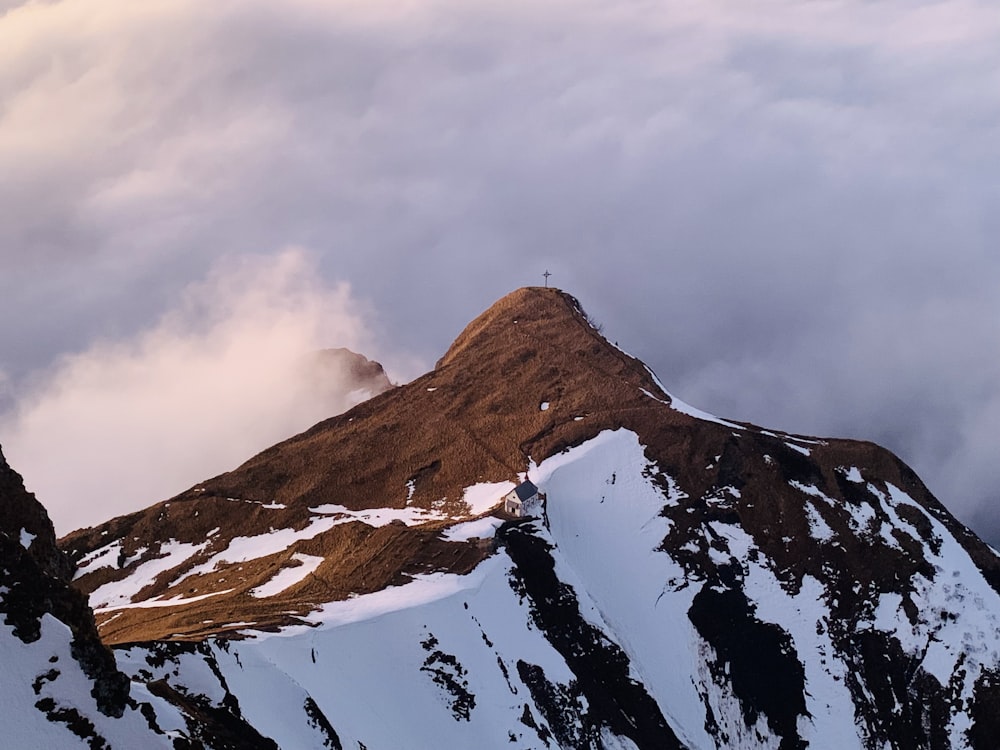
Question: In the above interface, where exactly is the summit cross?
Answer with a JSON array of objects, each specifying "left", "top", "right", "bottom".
[{"left": 543, "top": 270, "right": 551, "bottom": 288}]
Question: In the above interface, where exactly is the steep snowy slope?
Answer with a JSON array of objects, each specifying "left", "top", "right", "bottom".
[
  {"left": 94, "top": 427, "right": 1000, "bottom": 750},
  {"left": 55, "top": 287, "right": 1000, "bottom": 749}
]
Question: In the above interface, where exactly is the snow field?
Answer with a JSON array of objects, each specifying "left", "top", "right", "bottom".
[
  {"left": 210, "top": 554, "right": 584, "bottom": 749},
  {"left": 530, "top": 429, "right": 721, "bottom": 748},
  {"left": 89, "top": 428, "right": 1000, "bottom": 749},
  {"left": 1, "top": 615, "right": 173, "bottom": 749},
  {"left": 712, "top": 522, "right": 866, "bottom": 749}
]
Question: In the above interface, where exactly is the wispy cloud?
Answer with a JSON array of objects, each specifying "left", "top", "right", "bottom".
[
  {"left": 2, "top": 249, "right": 404, "bottom": 534},
  {"left": 1, "top": 0, "right": 999, "bottom": 540}
]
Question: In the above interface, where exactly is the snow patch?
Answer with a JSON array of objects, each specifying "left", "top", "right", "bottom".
[
  {"left": 181, "top": 516, "right": 344, "bottom": 582},
  {"left": 785, "top": 441, "right": 811, "bottom": 456},
  {"left": 73, "top": 540, "right": 123, "bottom": 579},
  {"left": 440, "top": 517, "right": 504, "bottom": 542},
  {"left": 638, "top": 366, "right": 746, "bottom": 431},
  {"left": 308, "top": 504, "right": 446, "bottom": 526},
  {"left": 460, "top": 481, "right": 516, "bottom": 516},
  {"left": 96, "top": 588, "right": 235, "bottom": 613},
  {"left": 251, "top": 554, "right": 325, "bottom": 598},
  {"left": 858, "top": 483, "right": 1000, "bottom": 746},
  {"left": 804, "top": 503, "right": 835, "bottom": 542},
  {"left": 789, "top": 481, "right": 836, "bottom": 507},
  {"left": 841, "top": 466, "right": 864, "bottom": 483},
  {"left": 88, "top": 540, "right": 208, "bottom": 609}
]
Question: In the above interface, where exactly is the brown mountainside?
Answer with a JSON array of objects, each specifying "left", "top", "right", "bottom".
[{"left": 61, "top": 287, "right": 1000, "bottom": 649}]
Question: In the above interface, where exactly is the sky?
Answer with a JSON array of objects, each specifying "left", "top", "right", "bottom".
[{"left": 1, "top": 0, "right": 999, "bottom": 540}]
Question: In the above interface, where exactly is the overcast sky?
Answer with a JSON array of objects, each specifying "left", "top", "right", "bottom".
[{"left": 2, "top": 0, "right": 999, "bottom": 540}]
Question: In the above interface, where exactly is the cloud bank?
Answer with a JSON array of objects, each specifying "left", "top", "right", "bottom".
[
  {"left": 2, "top": 249, "right": 401, "bottom": 534},
  {"left": 1, "top": 0, "right": 999, "bottom": 541}
]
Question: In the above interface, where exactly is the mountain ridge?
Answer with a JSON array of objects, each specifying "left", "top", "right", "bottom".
[{"left": 27, "top": 286, "right": 1000, "bottom": 748}]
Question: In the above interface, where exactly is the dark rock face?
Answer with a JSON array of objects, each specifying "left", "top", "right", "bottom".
[
  {"left": 687, "top": 586, "right": 807, "bottom": 750},
  {"left": 0, "top": 444, "right": 129, "bottom": 717},
  {"left": 0, "top": 443, "right": 72, "bottom": 581}
]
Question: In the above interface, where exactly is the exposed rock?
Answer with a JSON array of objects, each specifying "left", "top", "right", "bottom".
[{"left": 0, "top": 444, "right": 129, "bottom": 717}]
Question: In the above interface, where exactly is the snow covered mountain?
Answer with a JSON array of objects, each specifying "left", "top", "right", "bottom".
[{"left": 6, "top": 287, "right": 1000, "bottom": 748}]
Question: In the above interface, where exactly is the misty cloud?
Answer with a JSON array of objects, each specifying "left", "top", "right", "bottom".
[
  {"left": 1, "top": 0, "right": 999, "bottom": 540},
  {"left": 1, "top": 249, "right": 408, "bottom": 534}
]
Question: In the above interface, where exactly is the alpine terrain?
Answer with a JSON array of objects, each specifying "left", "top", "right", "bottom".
[{"left": 4, "top": 286, "right": 1000, "bottom": 749}]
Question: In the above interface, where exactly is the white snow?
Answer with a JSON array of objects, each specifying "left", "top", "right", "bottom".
[
  {"left": 180, "top": 515, "right": 345, "bottom": 581},
  {"left": 303, "top": 564, "right": 498, "bottom": 630},
  {"left": 785, "top": 441, "right": 811, "bottom": 456},
  {"left": 804, "top": 502, "right": 835, "bottom": 542},
  {"left": 1, "top": 615, "right": 175, "bottom": 748},
  {"left": 531, "top": 429, "right": 721, "bottom": 748},
  {"left": 308, "top": 503, "right": 446, "bottom": 526},
  {"left": 73, "top": 541, "right": 123, "bottom": 579},
  {"left": 73, "top": 426, "right": 1000, "bottom": 750},
  {"left": 88, "top": 540, "right": 208, "bottom": 610},
  {"left": 668, "top": 393, "right": 747, "bottom": 430},
  {"left": 540, "top": 401, "right": 550, "bottom": 411},
  {"left": 841, "top": 466, "right": 864, "bottom": 483},
  {"left": 637, "top": 366, "right": 746, "bottom": 431},
  {"left": 841, "top": 494, "right": 880, "bottom": 539},
  {"left": 789, "top": 481, "right": 836, "bottom": 507},
  {"left": 19, "top": 528, "right": 35, "bottom": 549},
  {"left": 460, "top": 480, "right": 515, "bottom": 515},
  {"left": 251, "top": 554, "right": 325, "bottom": 598},
  {"left": 205, "top": 552, "right": 582, "bottom": 749},
  {"left": 440, "top": 517, "right": 504, "bottom": 542},
  {"left": 96, "top": 588, "right": 234, "bottom": 613},
  {"left": 844, "top": 482, "right": 1000, "bottom": 746}
]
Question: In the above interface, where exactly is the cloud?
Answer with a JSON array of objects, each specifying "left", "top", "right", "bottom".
[
  {"left": 1, "top": 249, "right": 406, "bottom": 535},
  {"left": 1, "top": 0, "right": 999, "bottom": 542}
]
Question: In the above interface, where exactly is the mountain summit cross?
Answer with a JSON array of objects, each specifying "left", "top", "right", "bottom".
[{"left": 543, "top": 270, "right": 551, "bottom": 288}]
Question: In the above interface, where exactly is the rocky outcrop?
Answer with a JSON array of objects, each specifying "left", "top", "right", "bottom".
[{"left": 0, "top": 444, "right": 129, "bottom": 717}]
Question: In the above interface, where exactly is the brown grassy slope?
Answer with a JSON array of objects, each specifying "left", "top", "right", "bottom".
[
  {"left": 193, "top": 286, "right": 681, "bottom": 512},
  {"left": 60, "top": 286, "right": 1000, "bottom": 646},
  {"left": 61, "top": 287, "right": 690, "bottom": 643}
]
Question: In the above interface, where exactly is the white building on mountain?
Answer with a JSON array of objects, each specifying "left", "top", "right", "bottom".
[{"left": 502, "top": 480, "right": 540, "bottom": 517}]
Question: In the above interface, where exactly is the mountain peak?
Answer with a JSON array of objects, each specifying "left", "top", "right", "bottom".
[
  {"left": 47, "top": 289, "right": 1000, "bottom": 747},
  {"left": 60, "top": 286, "right": 685, "bottom": 642},
  {"left": 437, "top": 286, "right": 591, "bottom": 368}
]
